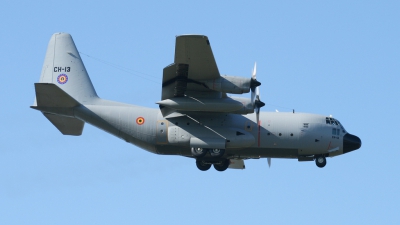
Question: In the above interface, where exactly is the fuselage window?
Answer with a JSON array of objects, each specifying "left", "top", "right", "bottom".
[{"left": 332, "top": 128, "right": 337, "bottom": 135}]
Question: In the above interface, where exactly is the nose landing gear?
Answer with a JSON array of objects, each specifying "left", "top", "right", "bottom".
[{"left": 315, "top": 155, "right": 327, "bottom": 168}]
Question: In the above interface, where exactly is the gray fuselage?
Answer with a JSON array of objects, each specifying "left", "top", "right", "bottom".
[{"left": 74, "top": 98, "right": 347, "bottom": 160}]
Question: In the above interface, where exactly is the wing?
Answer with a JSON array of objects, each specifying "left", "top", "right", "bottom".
[
  {"left": 161, "top": 35, "right": 222, "bottom": 100},
  {"left": 174, "top": 35, "right": 220, "bottom": 80},
  {"left": 159, "top": 35, "right": 256, "bottom": 118}
]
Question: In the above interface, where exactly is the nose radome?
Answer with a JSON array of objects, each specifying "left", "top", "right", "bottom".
[{"left": 343, "top": 133, "right": 362, "bottom": 154}]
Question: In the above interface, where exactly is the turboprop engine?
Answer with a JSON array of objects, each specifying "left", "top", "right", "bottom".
[
  {"left": 157, "top": 96, "right": 255, "bottom": 114},
  {"left": 157, "top": 63, "right": 264, "bottom": 115}
]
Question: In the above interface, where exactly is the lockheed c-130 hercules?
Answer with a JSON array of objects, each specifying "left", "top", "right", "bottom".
[{"left": 31, "top": 33, "right": 361, "bottom": 171}]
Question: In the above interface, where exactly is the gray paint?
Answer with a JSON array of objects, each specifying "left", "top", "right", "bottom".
[{"left": 32, "top": 33, "right": 360, "bottom": 170}]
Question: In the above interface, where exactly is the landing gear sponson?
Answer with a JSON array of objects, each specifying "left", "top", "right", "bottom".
[{"left": 192, "top": 147, "right": 229, "bottom": 171}]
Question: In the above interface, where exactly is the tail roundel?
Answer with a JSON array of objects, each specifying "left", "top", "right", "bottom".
[{"left": 37, "top": 32, "right": 97, "bottom": 103}]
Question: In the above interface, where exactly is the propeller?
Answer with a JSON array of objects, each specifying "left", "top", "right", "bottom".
[
  {"left": 250, "top": 62, "right": 265, "bottom": 124},
  {"left": 250, "top": 63, "right": 269, "bottom": 168}
]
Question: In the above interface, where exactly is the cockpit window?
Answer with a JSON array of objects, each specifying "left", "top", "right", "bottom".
[
  {"left": 326, "top": 118, "right": 331, "bottom": 124},
  {"left": 326, "top": 117, "right": 347, "bottom": 133},
  {"left": 340, "top": 125, "right": 347, "bottom": 133},
  {"left": 336, "top": 120, "right": 347, "bottom": 133}
]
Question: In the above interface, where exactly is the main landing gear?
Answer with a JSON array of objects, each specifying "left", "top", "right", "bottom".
[
  {"left": 196, "top": 159, "right": 230, "bottom": 172},
  {"left": 192, "top": 147, "right": 229, "bottom": 171},
  {"left": 191, "top": 147, "right": 225, "bottom": 158},
  {"left": 315, "top": 155, "right": 327, "bottom": 168}
]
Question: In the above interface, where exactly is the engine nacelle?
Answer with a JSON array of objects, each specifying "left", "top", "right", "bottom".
[
  {"left": 202, "top": 75, "right": 251, "bottom": 94},
  {"left": 229, "top": 97, "right": 254, "bottom": 114},
  {"left": 157, "top": 96, "right": 255, "bottom": 115}
]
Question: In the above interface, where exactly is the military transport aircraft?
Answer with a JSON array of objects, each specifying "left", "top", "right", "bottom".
[{"left": 31, "top": 33, "right": 361, "bottom": 171}]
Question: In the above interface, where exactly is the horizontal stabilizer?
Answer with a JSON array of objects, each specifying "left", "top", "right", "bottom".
[
  {"left": 32, "top": 83, "right": 85, "bottom": 134},
  {"left": 33, "top": 83, "right": 79, "bottom": 108},
  {"left": 43, "top": 113, "right": 84, "bottom": 136}
]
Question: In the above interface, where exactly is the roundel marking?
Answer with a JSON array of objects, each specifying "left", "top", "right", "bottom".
[
  {"left": 57, "top": 74, "right": 68, "bottom": 84},
  {"left": 136, "top": 117, "right": 145, "bottom": 125}
]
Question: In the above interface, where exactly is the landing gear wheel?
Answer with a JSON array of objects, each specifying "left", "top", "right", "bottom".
[
  {"left": 315, "top": 155, "right": 327, "bottom": 168},
  {"left": 196, "top": 160, "right": 211, "bottom": 171},
  {"left": 213, "top": 159, "right": 230, "bottom": 172},
  {"left": 209, "top": 148, "right": 225, "bottom": 158},
  {"left": 191, "top": 147, "right": 207, "bottom": 158}
]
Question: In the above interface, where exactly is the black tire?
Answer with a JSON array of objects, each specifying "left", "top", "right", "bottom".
[
  {"left": 213, "top": 159, "right": 230, "bottom": 172},
  {"left": 209, "top": 148, "right": 225, "bottom": 158},
  {"left": 191, "top": 147, "right": 207, "bottom": 158},
  {"left": 196, "top": 160, "right": 211, "bottom": 171},
  {"left": 315, "top": 155, "right": 327, "bottom": 168}
]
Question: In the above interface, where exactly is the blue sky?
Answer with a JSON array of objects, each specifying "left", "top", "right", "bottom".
[{"left": 1, "top": 1, "right": 399, "bottom": 224}]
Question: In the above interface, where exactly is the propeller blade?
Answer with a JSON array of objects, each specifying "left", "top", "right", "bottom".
[
  {"left": 250, "top": 62, "right": 261, "bottom": 92},
  {"left": 251, "top": 62, "right": 260, "bottom": 107},
  {"left": 268, "top": 158, "right": 271, "bottom": 168},
  {"left": 251, "top": 87, "right": 256, "bottom": 107},
  {"left": 255, "top": 83, "right": 260, "bottom": 97},
  {"left": 252, "top": 62, "right": 257, "bottom": 79},
  {"left": 249, "top": 62, "right": 264, "bottom": 124}
]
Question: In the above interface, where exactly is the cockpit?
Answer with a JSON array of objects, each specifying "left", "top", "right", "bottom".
[
  {"left": 325, "top": 117, "right": 347, "bottom": 134},
  {"left": 324, "top": 116, "right": 361, "bottom": 154}
]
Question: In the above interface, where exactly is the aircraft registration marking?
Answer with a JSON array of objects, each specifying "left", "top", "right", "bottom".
[
  {"left": 54, "top": 67, "right": 71, "bottom": 72},
  {"left": 57, "top": 74, "right": 68, "bottom": 84},
  {"left": 136, "top": 117, "right": 145, "bottom": 125}
]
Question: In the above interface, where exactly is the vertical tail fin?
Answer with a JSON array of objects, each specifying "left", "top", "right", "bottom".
[
  {"left": 37, "top": 33, "right": 97, "bottom": 104},
  {"left": 32, "top": 33, "right": 96, "bottom": 135}
]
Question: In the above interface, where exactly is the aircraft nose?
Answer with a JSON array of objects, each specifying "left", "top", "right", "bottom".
[{"left": 343, "top": 133, "right": 362, "bottom": 154}]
